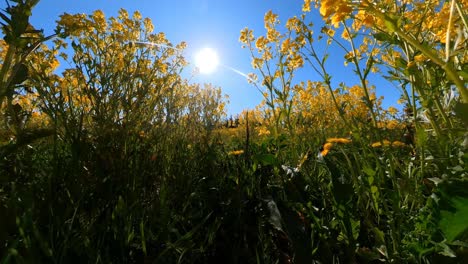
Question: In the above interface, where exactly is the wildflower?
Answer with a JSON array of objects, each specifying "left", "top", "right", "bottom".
[
  {"left": 239, "top": 28, "right": 253, "bottom": 44},
  {"left": 414, "top": 54, "right": 425, "bottom": 62},
  {"left": 228, "top": 150, "right": 244, "bottom": 156},
  {"left": 255, "top": 36, "right": 268, "bottom": 51},
  {"left": 326, "top": 137, "right": 352, "bottom": 144},
  {"left": 280, "top": 38, "right": 291, "bottom": 55},
  {"left": 387, "top": 106, "right": 398, "bottom": 115},
  {"left": 302, "top": 0, "right": 312, "bottom": 12},
  {"left": 256, "top": 126, "right": 271, "bottom": 136},
  {"left": 391, "top": 141, "right": 406, "bottom": 147},
  {"left": 371, "top": 140, "right": 391, "bottom": 148},
  {"left": 319, "top": 142, "right": 334, "bottom": 157}
]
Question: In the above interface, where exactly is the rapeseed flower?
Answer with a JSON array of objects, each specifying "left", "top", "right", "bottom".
[
  {"left": 371, "top": 140, "right": 405, "bottom": 148},
  {"left": 228, "top": 150, "right": 244, "bottom": 156},
  {"left": 319, "top": 142, "right": 334, "bottom": 157},
  {"left": 326, "top": 138, "right": 352, "bottom": 144}
]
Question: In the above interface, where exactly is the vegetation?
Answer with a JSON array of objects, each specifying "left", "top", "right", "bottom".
[{"left": 1, "top": 0, "right": 467, "bottom": 263}]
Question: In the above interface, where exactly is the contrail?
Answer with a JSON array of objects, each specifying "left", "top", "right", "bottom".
[{"left": 220, "top": 64, "right": 256, "bottom": 83}]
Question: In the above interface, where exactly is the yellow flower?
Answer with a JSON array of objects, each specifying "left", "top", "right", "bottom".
[
  {"left": 264, "top": 10, "right": 278, "bottom": 25},
  {"left": 387, "top": 106, "right": 398, "bottom": 115},
  {"left": 391, "top": 141, "right": 406, "bottom": 147},
  {"left": 319, "top": 142, "right": 334, "bottom": 157},
  {"left": 228, "top": 150, "right": 244, "bottom": 156},
  {"left": 92, "top": 10, "right": 107, "bottom": 28},
  {"left": 281, "top": 38, "right": 291, "bottom": 55},
  {"left": 319, "top": 0, "right": 334, "bottom": 17},
  {"left": 255, "top": 36, "right": 268, "bottom": 51},
  {"left": 256, "top": 126, "right": 271, "bottom": 136},
  {"left": 239, "top": 28, "right": 253, "bottom": 44},
  {"left": 341, "top": 30, "right": 351, "bottom": 40},
  {"left": 302, "top": 0, "right": 312, "bottom": 12},
  {"left": 371, "top": 140, "right": 391, "bottom": 148},
  {"left": 133, "top": 11, "right": 142, "bottom": 20},
  {"left": 143, "top": 17, "right": 154, "bottom": 32},
  {"left": 323, "top": 142, "right": 334, "bottom": 150},
  {"left": 287, "top": 53, "right": 304, "bottom": 69},
  {"left": 414, "top": 54, "right": 425, "bottom": 62},
  {"left": 326, "top": 137, "right": 352, "bottom": 144},
  {"left": 386, "top": 120, "right": 400, "bottom": 130}
]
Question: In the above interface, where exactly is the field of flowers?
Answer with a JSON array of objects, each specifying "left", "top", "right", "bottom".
[{"left": 1, "top": 0, "right": 467, "bottom": 263}]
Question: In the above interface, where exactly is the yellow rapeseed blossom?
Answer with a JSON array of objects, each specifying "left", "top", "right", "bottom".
[
  {"left": 228, "top": 150, "right": 244, "bottom": 156},
  {"left": 326, "top": 138, "right": 352, "bottom": 144},
  {"left": 320, "top": 142, "right": 334, "bottom": 157},
  {"left": 280, "top": 38, "right": 291, "bottom": 55},
  {"left": 371, "top": 140, "right": 405, "bottom": 148},
  {"left": 286, "top": 17, "right": 301, "bottom": 31},
  {"left": 255, "top": 36, "right": 268, "bottom": 51},
  {"left": 391, "top": 141, "right": 406, "bottom": 147},
  {"left": 239, "top": 28, "right": 253, "bottom": 44},
  {"left": 302, "top": 0, "right": 312, "bottom": 12},
  {"left": 371, "top": 140, "right": 391, "bottom": 148},
  {"left": 387, "top": 106, "right": 398, "bottom": 115},
  {"left": 264, "top": 10, "right": 278, "bottom": 25},
  {"left": 92, "top": 10, "right": 107, "bottom": 28},
  {"left": 143, "top": 17, "right": 154, "bottom": 32},
  {"left": 256, "top": 126, "right": 271, "bottom": 136},
  {"left": 414, "top": 54, "right": 425, "bottom": 62}
]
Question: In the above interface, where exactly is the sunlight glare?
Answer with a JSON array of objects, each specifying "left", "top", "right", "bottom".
[{"left": 195, "top": 48, "right": 219, "bottom": 74}]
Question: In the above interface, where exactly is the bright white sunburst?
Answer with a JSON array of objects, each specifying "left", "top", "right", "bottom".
[{"left": 195, "top": 47, "right": 219, "bottom": 74}]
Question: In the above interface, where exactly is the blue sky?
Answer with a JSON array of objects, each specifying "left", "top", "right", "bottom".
[{"left": 23, "top": 0, "right": 400, "bottom": 115}]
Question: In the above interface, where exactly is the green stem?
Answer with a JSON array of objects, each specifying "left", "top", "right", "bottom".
[
  {"left": 433, "top": 94, "right": 454, "bottom": 130},
  {"left": 343, "top": 24, "right": 379, "bottom": 131}
]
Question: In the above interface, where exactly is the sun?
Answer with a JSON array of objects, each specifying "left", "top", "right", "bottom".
[{"left": 194, "top": 47, "right": 219, "bottom": 74}]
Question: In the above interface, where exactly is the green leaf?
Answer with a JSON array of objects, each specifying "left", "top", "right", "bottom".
[
  {"left": 454, "top": 102, "right": 468, "bottom": 127},
  {"left": 253, "top": 153, "right": 278, "bottom": 166},
  {"left": 363, "top": 166, "right": 376, "bottom": 178},
  {"left": 439, "top": 196, "right": 468, "bottom": 242},
  {"left": 373, "top": 32, "right": 389, "bottom": 42},
  {"left": 140, "top": 220, "right": 147, "bottom": 255}
]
